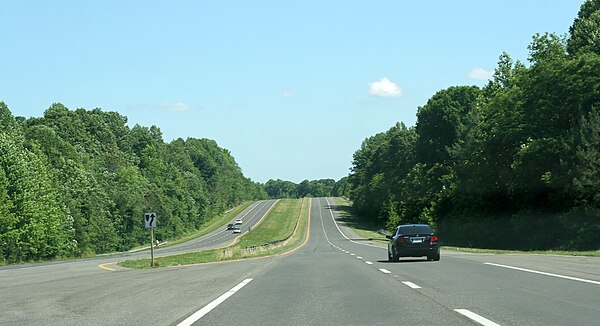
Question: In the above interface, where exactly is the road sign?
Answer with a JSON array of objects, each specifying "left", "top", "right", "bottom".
[{"left": 144, "top": 212, "right": 157, "bottom": 228}]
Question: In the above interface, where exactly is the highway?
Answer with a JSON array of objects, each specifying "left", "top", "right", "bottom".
[
  {"left": 149, "top": 199, "right": 278, "bottom": 255},
  {"left": 1, "top": 197, "right": 599, "bottom": 325},
  {"left": 0, "top": 199, "right": 277, "bottom": 273}
]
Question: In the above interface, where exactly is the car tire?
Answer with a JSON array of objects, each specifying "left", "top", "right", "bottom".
[
  {"left": 388, "top": 251, "right": 393, "bottom": 262},
  {"left": 391, "top": 252, "right": 399, "bottom": 262},
  {"left": 433, "top": 253, "right": 440, "bottom": 261}
]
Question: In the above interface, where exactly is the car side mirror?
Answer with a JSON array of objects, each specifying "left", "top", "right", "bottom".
[{"left": 385, "top": 234, "right": 392, "bottom": 239}]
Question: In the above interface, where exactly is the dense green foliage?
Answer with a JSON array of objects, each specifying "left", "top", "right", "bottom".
[
  {"left": 346, "top": 1, "right": 600, "bottom": 250},
  {"left": 264, "top": 178, "right": 339, "bottom": 198},
  {"left": 0, "top": 103, "right": 266, "bottom": 262}
]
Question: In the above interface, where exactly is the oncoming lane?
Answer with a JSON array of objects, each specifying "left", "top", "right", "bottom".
[{"left": 154, "top": 200, "right": 277, "bottom": 255}]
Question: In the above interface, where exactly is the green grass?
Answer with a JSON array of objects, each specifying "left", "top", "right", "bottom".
[
  {"left": 332, "top": 197, "right": 387, "bottom": 242},
  {"left": 119, "top": 198, "right": 310, "bottom": 269},
  {"left": 157, "top": 201, "right": 254, "bottom": 248},
  {"left": 119, "top": 250, "right": 220, "bottom": 268},
  {"left": 237, "top": 199, "right": 300, "bottom": 248}
]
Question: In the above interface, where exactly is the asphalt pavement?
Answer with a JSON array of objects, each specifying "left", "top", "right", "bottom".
[{"left": 1, "top": 197, "right": 598, "bottom": 325}]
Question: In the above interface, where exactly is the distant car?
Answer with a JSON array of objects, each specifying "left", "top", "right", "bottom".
[
  {"left": 386, "top": 224, "right": 440, "bottom": 262},
  {"left": 235, "top": 219, "right": 243, "bottom": 225},
  {"left": 232, "top": 226, "right": 241, "bottom": 233},
  {"left": 227, "top": 223, "right": 234, "bottom": 230}
]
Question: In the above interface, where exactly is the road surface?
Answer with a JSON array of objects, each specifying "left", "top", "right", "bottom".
[{"left": 1, "top": 197, "right": 598, "bottom": 325}]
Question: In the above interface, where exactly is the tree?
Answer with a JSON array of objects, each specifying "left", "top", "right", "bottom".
[
  {"left": 571, "top": 108, "right": 600, "bottom": 207},
  {"left": 567, "top": 0, "right": 600, "bottom": 56},
  {"left": 415, "top": 86, "right": 481, "bottom": 165},
  {"left": 0, "top": 103, "right": 74, "bottom": 261}
]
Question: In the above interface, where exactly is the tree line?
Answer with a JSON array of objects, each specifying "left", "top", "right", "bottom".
[
  {"left": 345, "top": 0, "right": 600, "bottom": 250},
  {"left": 264, "top": 178, "right": 347, "bottom": 199},
  {"left": 0, "top": 103, "right": 266, "bottom": 262}
]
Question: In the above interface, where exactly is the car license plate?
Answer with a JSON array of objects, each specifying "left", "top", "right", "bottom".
[{"left": 411, "top": 238, "right": 423, "bottom": 243}]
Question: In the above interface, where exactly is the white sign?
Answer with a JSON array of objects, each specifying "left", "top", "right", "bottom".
[{"left": 144, "top": 212, "right": 157, "bottom": 228}]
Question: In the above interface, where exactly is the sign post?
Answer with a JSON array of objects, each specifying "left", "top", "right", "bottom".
[{"left": 144, "top": 212, "right": 157, "bottom": 267}]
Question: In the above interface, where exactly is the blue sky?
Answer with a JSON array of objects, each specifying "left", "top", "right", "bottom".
[{"left": 0, "top": 1, "right": 584, "bottom": 183}]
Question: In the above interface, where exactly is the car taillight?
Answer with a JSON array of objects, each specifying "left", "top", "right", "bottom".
[{"left": 430, "top": 235, "right": 438, "bottom": 241}]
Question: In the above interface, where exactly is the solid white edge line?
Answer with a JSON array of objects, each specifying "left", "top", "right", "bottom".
[
  {"left": 454, "top": 309, "right": 501, "bottom": 326},
  {"left": 485, "top": 263, "right": 600, "bottom": 286},
  {"left": 177, "top": 278, "right": 253, "bottom": 326},
  {"left": 402, "top": 281, "right": 422, "bottom": 289},
  {"left": 379, "top": 268, "right": 391, "bottom": 274},
  {"left": 325, "top": 198, "right": 383, "bottom": 249}
]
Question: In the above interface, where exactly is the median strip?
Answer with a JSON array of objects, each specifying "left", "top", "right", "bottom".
[{"left": 119, "top": 198, "right": 309, "bottom": 268}]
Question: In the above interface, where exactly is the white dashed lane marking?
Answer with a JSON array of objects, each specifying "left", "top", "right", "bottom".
[
  {"left": 379, "top": 268, "right": 391, "bottom": 274},
  {"left": 402, "top": 281, "right": 421, "bottom": 289},
  {"left": 454, "top": 309, "right": 502, "bottom": 326}
]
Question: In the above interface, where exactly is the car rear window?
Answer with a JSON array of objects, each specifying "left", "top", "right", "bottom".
[{"left": 397, "top": 225, "right": 432, "bottom": 235}]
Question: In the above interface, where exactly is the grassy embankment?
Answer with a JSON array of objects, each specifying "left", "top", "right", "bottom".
[
  {"left": 332, "top": 198, "right": 600, "bottom": 257},
  {"left": 119, "top": 198, "right": 309, "bottom": 268}
]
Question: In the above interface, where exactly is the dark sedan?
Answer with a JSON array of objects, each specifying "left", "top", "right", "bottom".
[{"left": 386, "top": 224, "right": 440, "bottom": 262}]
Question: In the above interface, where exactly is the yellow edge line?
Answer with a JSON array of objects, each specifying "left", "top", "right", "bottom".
[
  {"left": 98, "top": 262, "right": 117, "bottom": 271},
  {"left": 123, "top": 200, "right": 279, "bottom": 263},
  {"left": 118, "top": 199, "right": 309, "bottom": 269},
  {"left": 175, "top": 198, "right": 311, "bottom": 266},
  {"left": 143, "top": 200, "right": 280, "bottom": 262},
  {"left": 167, "top": 198, "right": 310, "bottom": 267},
  {"left": 279, "top": 197, "right": 311, "bottom": 256}
]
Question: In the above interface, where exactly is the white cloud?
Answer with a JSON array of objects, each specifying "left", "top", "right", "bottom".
[
  {"left": 160, "top": 102, "right": 189, "bottom": 111},
  {"left": 281, "top": 90, "right": 295, "bottom": 97},
  {"left": 469, "top": 68, "right": 494, "bottom": 80},
  {"left": 369, "top": 77, "right": 402, "bottom": 97}
]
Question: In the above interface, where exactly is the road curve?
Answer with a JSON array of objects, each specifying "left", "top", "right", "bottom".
[
  {"left": 0, "top": 199, "right": 277, "bottom": 272},
  {"left": 1, "top": 197, "right": 599, "bottom": 325}
]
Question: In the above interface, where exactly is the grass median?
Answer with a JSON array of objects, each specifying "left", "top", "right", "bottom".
[
  {"left": 161, "top": 201, "right": 254, "bottom": 248},
  {"left": 119, "top": 198, "right": 310, "bottom": 268}
]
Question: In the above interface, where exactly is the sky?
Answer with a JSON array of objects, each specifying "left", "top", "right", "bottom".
[{"left": 0, "top": 0, "right": 584, "bottom": 183}]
